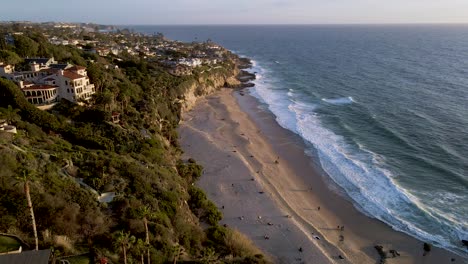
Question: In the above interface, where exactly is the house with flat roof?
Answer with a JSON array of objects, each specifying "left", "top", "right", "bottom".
[
  {"left": 24, "top": 58, "right": 57, "bottom": 70},
  {"left": 0, "top": 64, "right": 15, "bottom": 78}
]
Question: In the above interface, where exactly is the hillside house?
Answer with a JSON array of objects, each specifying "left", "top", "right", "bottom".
[
  {"left": 2, "top": 58, "right": 96, "bottom": 106},
  {"left": 0, "top": 64, "right": 15, "bottom": 77}
]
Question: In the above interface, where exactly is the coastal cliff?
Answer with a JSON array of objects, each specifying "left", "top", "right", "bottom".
[{"left": 179, "top": 64, "right": 241, "bottom": 112}]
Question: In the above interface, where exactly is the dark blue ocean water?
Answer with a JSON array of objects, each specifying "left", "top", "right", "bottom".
[{"left": 130, "top": 25, "right": 468, "bottom": 256}]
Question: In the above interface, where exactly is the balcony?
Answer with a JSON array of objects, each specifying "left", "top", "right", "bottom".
[{"left": 84, "top": 84, "right": 95, "bottom": 93}]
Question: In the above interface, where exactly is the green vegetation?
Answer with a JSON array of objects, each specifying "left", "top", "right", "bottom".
[
  {"left": 0, "top": 24, "right": 267, "bottom": 263},
  {"left": 62, "top": 255, "right": 91, "bottom": 264},
  {"left": 0, "top": 235, "right": 21, "bottom": 253}
]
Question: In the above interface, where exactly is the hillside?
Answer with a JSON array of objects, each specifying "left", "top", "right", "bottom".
[{"left": 0, "top": 24, "right": 266, "bottom": 264}]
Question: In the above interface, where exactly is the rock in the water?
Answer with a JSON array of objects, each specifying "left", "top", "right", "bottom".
[
  {"left": 462, "top": 239, "right": 468, "bottom": 247},
  {"left": 423, "top": 243, "right": 432, "bottom": 252}
]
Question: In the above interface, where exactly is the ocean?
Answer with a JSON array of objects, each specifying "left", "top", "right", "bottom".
[{"left": 129, "top": 25, "right": 468, "bottom": 256}]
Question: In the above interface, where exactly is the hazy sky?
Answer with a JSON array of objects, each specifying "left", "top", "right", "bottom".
[{"left": 1, "top": 0, "right": 468, "bottom": 25}]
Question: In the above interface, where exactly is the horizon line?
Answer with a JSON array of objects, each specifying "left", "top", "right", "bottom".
[{"left": 2, "top": 20, "right": 468, "bottom": 27}]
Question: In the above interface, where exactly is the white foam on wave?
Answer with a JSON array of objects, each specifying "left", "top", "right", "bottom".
[
  {"left": 248, "top": 60, "right": 468, "bottom": 256},
  {"left": 291, "top": 100, "right": 464, "bottom": 251},
  {"left": 322, "top": 96, "right": 355, "bottom": 105}
]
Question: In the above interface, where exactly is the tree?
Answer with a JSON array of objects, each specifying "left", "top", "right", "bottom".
[
  {"left": 15, "top": 153, "right": 39, "bottom": 250},
  {"left": 172, "top": 243, "right": 184, "bottom": 264},
  {"left": 0, "top": 105, "right": 20, "bottom": 123},
  {"left": 78, "top": 207, "right": 107, "bottom": 256},
  {"left": 138, "top": 205, "right": 156, "bottom": 264},
  {"left": 132, "top": 238, "right": 146, "bottom": 264},
  {"left": 201, "top": 247, "right": 218, "bottom": 263},
  {"left": 0, "top": 35, "right": 7, "bottom": 50},
  {"left": 0, "top": 49, "right": 22, "bottom": 65},
  {"left": 13, "top": 35, "right": 39, "bottom": 57},
  {"left": 114, "top": 230, "right": 136, "bottom": 264}
]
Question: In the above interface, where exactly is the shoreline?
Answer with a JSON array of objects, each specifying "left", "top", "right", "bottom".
[{"left": 178, "top": 88, "right": 463, "bottom": 263}]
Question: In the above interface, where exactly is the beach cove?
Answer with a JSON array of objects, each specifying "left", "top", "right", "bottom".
[{"left": 178, "top": 87, "right": 463, "bottom": 264}]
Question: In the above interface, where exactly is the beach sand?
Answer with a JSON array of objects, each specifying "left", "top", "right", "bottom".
[{"left": 178, "top": 88, "right": 464, "bottom": 264}]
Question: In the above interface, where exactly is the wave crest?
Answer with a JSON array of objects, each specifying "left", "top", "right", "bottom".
[{"left": 322, "top": 96, "right": 355, "bottom": 105}]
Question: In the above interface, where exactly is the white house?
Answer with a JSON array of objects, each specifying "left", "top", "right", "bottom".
[
  {"left": 178, "top": 58, "right": 202, "bottom": 67},
  {"left": 20, "top": 82, "right": 59, "bottom": 105},
  {"left": 11, "top": 59, "right": 96, "bottom": 106},
  {"left": 54, "top": 67, "right": 95, "bottom": 103},
  {"left": 0, "top": 64, "right": 15, "bottom": 77}
]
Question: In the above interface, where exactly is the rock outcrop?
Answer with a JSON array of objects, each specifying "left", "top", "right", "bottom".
[{"left": 179, "top": 65, "right": 241, "bottom": 112}]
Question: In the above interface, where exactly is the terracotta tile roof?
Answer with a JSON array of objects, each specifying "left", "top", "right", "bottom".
[
  {"left": 69, "top": 65, "right": 86, "bottom": 71},
  {"left": 62, "top": 70, "right": 85, "bottom": 80}
]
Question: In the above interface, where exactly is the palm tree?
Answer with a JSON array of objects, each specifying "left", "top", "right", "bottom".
[
  {"left": 20, "top": 168, "right": 38, "bottom": 250},
  {"left": 172, "top": 243, "right": 184, "bottom": 264},
  {"left": 138, "top": 205, "right": 156, "bottom": 264},
  {"left": 114, "top": 231, "right": 136, "bottom": 264},
  {"left": 132, "top": 239, "right": 146, "bottom": 264},
  {"left": 15, "top": 153, "right": 39, "bottom": 250}
]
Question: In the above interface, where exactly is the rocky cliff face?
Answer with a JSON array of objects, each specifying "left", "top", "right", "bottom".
[{"left": 180, "top": 66, "right": 241, "bottom": 112}]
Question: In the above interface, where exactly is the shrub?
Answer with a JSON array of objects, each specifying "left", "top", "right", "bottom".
[
  {"left": 177, "top": 160, "right": 203, "bottom": 183},
  {"left": 224, "top": 229, "right": 263, "bottom": 258},
  {"left": 204, "top": 201, "right": 222, "bottom": 226}
]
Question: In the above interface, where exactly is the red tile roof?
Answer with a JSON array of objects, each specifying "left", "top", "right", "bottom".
[
  {"left": 69, "top": 65, "right": 86, "bottom": 71},
  {"left": 62, "top": 70, "right": 85, "bottom": 80}
]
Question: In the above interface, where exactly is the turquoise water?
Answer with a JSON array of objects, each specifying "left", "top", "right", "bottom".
[{"left": 131, "top": 25, "right": 468, "bottom": 256}]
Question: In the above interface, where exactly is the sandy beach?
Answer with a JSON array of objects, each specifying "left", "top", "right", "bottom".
[{"left": 178, "top": 88, "right": 464, "bottom": 264}]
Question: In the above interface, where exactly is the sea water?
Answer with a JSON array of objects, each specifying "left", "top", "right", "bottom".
[{"left": 130, "top": 25, "right": 468, "bottom": 256}]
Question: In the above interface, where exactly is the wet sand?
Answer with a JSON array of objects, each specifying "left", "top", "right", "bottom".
[{"left": 178, "top": 88, "right": 463, "bottom": 264}]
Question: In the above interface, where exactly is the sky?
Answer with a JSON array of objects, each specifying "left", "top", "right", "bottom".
[{"left": 1, "top": 0, "right": 468, "bottom": 25}]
